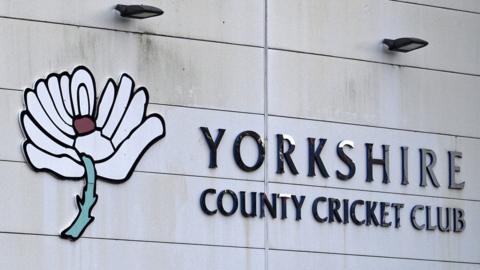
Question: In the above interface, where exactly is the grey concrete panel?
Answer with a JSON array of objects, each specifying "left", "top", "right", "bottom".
[
  {"left": 0, "top": 233, "right": 264, "bottom": 270},
  {"left": 0, "top": 18, "right": 264, "bottom": 113},
  {"left": 267, "top": 116, "right": 480, "bottom": 201},
  {"left": 269, "top": 0, "right": 480, "bottom": 75},
  {"left": 0, "top": 161, "right": 265, "bottom": 247},
  {"left": 0, "top": 0, "right": 263, "bottom": 46},
  {"left": 269, "top": 249, "right": 480, "bottom": 270},
  {"left": 268, "top": 182, "right": 480, "bottom": 263},
  {"left": 269, "top": 50, "right": 480, "bottom": 137}
]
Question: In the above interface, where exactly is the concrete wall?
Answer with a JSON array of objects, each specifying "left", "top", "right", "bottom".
[{"left": 0, "top": 0, "right": 479, "bottom": 269}]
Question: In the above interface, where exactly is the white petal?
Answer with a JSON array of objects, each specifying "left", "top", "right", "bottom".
[
  {"left": 24, "top": 143, "right": 84, "bottom": 179},
  {"left": 96, "top": 115, "right": 165, "bottom": 181},
  {"left": 21, "top": 112, "right": 80, "bottom": 161},
  {"left": 74, "top": 130, "right": 114, "bottom": 161},
  {"left": 111, "top": 89, "right": 147, "bottom": 147},
  {"left": 101, "top": 74, "right": 133, "bottom": 138},
  {"left": 96, "top": 80, "right": 115, "bottom": 128},
  {"left": 60, "top": 74, "right": 73, "bottom": 116},
  {"left": 36, "top": 81, "right": 75, "bottom": 135},
  {"left": 47, "top": 76, "right": 72, "bottom": 125},
  {"left": 26, "top": 91, "right": 74, "bottom": 146},
  {"left": 78, "top": 85, "right": 90, "bottom": 116},
  {"left": 71, "top": 67, "right": 95, "bottom": 116}
]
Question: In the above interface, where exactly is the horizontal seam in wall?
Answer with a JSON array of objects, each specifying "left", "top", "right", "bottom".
[
  {"left": 390, "top": 0, "right": 480, "bottom": 15},
  {"left": 269, "top": 181, "right": 480, "bottom": 202},
  {"left": 0, "top": 159, "right": 264, "bottom": 183},
  {"left": 150, "top": 102, "right": 264, "bottom": 116},
  {"left": 135, "top": 170, "right": 264, "bottom": 183},
  {"left": 270, "top": 248, "right": 480, "bottom": 265},
  {"left": 1, "top": 87, "right": 478, "bottom": 139},
  {"left": 0, "top": 15, "right": 263, "bottom": 50},
  {"left": 269, "top": 114, "right": 480, "bottom": 140},
  {"left": 1, "top": 230, "right": 477, "bottom": 265},
  {"left": 0, "top": 87, "right": 264, "bottom": 116},
  {"left": 0, "top": 231, "right": 264, "bottom": 250},
  {"left": 1, "top": 159, "right": 476, "bottom": 203},
  {"left": 269, "top": 47, "right": 480, "bottom": 77},
  {"left": 0, "top": 87, "right": 22, "bottom": 92},
  {"left": 0, "top": 159, "right": 24, "bottom": 164}
]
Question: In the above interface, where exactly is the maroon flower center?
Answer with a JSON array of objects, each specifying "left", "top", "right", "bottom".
[{"left": 73, "top": 116, "right": 96, "bottom": 135}]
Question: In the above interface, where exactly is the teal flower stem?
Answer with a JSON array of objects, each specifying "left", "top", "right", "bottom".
[{"left": 60, "top": 155, "right": 98, "bottom": 241}]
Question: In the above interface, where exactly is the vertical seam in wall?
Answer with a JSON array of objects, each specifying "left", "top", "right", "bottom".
[{"left": 263, "top": 0, "right": 269, "bottom": 269}]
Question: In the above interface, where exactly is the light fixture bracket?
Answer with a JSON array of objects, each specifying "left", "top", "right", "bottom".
[
  {"left": 383, "top": 37, "right": 428, "bottom": 53},
  {"left": 115, "top": 4, "right": 164, "bottom": 19}
]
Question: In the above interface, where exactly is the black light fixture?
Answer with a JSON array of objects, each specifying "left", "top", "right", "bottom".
[
  {"left": 383, "top": 37, "right": 428, "bottom": 53},
  {"left": 115, "top": 4, "right": 164, "bottom": 19}
]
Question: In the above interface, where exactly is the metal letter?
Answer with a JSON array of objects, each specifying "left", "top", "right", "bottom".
[
  {"left": 240, "top": 191, "right": 257, "bottom": 217},
  {"left": 365, "top": 201, "right": 379, "bottom": 226},
  {"left": 328, "top": 198, "right": 342, "bottom": 223},
  {"left": 217, "top": 190, "right": 238, "bottom": 216},
  {"left": 453, "top": 208, "right": 466, "bottom": 233},
  {"left": 448, "top": 151, "right": 465, "bottom": 189},
  {"left": 279, "top": 194, "right": 291, "bottom": 219},
  {"left": 233, "top": 131, "right": 265, "bottom": 172},
  {"left": 419, "top": 148, "right": 440, "bottom": 187},
  {"left": 200, "top": 127, "right": 225, "bottom": 168},
  {"left": 336, "top": 140, "right": 356, "bottom": 180},
  {"left": 307, "top": 138, "right": 329, "bottom": 178},
  {"left": 292, "top": 195, "right": 306, "bottom": 221},
  {"left": 410, "top": 205, "right": 425, "bottom": 230},
  {"left": 380, "top": 202, "right": 392, "bottom": 227},
  {"left": 437, "top": 207, "right": 451, "bottom": 232},
  {"left": 365, "top": 144, "right": 390, "bottom": 183},
  {"left": 343, "top": 199, "right": 350, "bottom": 224},
  {"left": 350, "top": 200, "right": 365, "bottom": 225},
  {"left": 260, "top": 193, "right": 277, "bottom": 218},
  {"left": 425, "top": 206, "right": 437, "bottom": 231},
  {"left": 401, "top": 146, "right": 409, "bottom": 185},
  {"left": 277, "top": 134, "right": 299, "bottom": 175},
  {"left": 312, "top": 197, "right": 327, "bottom": 223},
  {"left": 200, "top": 188, "right": 217, "bottom": 215},
  {"left": 391, "top": 203, "right": 404, "bottom": 228}
]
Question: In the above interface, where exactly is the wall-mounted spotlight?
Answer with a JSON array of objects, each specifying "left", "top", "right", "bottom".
[
  {"left": 115, "top": 4, "right": 164, "bottom": 19},
  {"left": 382, "top": 37, "right": 428, "bottom": 53}
]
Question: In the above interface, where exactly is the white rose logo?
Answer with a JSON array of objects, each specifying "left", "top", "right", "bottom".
[{"left": 20, "top": 66, "right": 166, "bottom": 241}]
